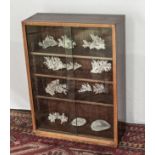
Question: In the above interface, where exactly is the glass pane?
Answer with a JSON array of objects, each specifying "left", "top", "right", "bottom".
[
  {"left": 75, "top": 81, "right": 113, "bottom": 104},
  {"left": 26, "top": 26, "right": 65, "bottom": 53},
  {"left": 72, "top": 27, "right": 112, "bottom": 58},
  {"left": 76, "top": 103, "right": 114, "bottom": 139},
  {"left": 35, "top": 98, "right": 76, "bottom": 134},
  {"left": 26, "top": 25, "right": 76, "bottom": 134}
]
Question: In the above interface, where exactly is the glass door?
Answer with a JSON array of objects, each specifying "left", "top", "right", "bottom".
[
  {"left": 26, "top": 25, "right": 77, "bottom": 134},
  {"left": 71, "top": 26, "right": 114, "bottom": 139}
]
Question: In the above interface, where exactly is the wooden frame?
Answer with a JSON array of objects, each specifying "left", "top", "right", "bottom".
[{"left": 22, "top": 13, "right": 125, "bottom": 147}]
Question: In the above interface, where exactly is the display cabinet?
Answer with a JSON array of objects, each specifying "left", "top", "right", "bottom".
[{"left": 22, "top": 13, "right": 125, "bottom": 147}]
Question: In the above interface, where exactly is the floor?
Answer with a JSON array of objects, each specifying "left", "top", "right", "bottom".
[{"left": 10, "top": 109, "right": 145, "bottom": 155}]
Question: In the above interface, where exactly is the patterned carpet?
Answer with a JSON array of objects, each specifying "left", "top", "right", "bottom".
[{"left": 10, "top": 110, "right": 145, "bottom": 155}]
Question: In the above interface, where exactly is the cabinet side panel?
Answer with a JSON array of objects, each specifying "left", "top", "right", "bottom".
[
  {"left": 22, "top": 22, "right": 37, "bottom": 130},
  {"left": 116, "top": 18, "right": 126, "bottom": 122}
]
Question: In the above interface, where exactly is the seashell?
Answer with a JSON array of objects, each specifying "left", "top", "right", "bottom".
[
  {"left": 71, "top": 117, "right": 87, "bottom": 127},
  {"left": 83, "top": 34, "right": 106, "bottom": 50},
  {"left": 91, "top": 120, "right": 111, "bottom": 131}
]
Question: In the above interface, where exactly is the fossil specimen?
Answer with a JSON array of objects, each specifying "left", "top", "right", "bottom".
[
  {"left": 83, "top": 34, "right": 106, "bottom": 50},
  {"left": 91, "top": 60, "right": 111, "bottom": 73},
  {"left": 58, "top": 35, "right": 76, "bottom": 49},
  {"left": 78, "top": 83, "right": 92, "bottom": 93},
  {"left": 93, "top": 84, "right": 105, "bottom": 94},
  {"left": 38, "top": 35, "right": 57, "bottom": 49},
  {"left": 71, "top": 117, "right": 87, "bottom": 127},
  {"left": 91, "top": 120, "right": 111, "bottom": 131},
  {"left": 48, "top": 112, "right": 68, "bottom": 124},
  {"left": 45, "top": 79, "right": 68, "bottom": 96},
  {"left": 43, "top": 56, "right": 82, "bottom": 71}
]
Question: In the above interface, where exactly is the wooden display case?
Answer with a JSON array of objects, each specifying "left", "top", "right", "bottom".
[{"left": 22, "top": 13, "right": 125, "bottom": 147}]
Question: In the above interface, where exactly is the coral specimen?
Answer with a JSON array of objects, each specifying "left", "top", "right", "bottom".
[
  {"left": 43, "top": 57, "right": 66, "bottom": 70},
  {"left": 93, "top": 84, "right": 105, "bottom": 94},
  {"left": 48, "top": 112, "right": 59, "bottom": 123},
  {"left": 78, "top": 83, "right": 106, "bottom": 94},
  {"left": 43, "top": 56, "right": 82, "bottom": 71},
  {"left": 45, "top": 79, "right": 68, "bottom": 96},
  {"left": 83, "top": 34, "right": 106, "bottom": 50},
  {"left": 91, "top": 60, "right": 111, "bottom": 73},
  {"left": 58, "top": 35, "right": 76, "bottom": 49},
  {"left": 48, "top": 112, "right": 68, "bottom": 124},
  {"left": 91, "top": 120, "right": 111, "bottom": 131},
  {"left": 78, "top": 83, "right": 92, "bottom": 93},
  {"left": 71, "top": 117, "right": 87, "bottom": 127},
  {"left": 72, "top": 62, "right": 82, "bottom": 70},
  {"left": 66, "top": 62, "right": 82, "bottom": 70},
  {"left": 38, "top": 35, "right": 57, "bottom": 49}
]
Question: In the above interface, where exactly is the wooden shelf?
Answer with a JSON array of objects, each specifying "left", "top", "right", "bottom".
[
  {"left": 36, "top": 95, "right": 113, "bottom": 107},
  {"left": 31, "top": 52, "right": 113, "bottom": 61},
  {"left": 33, "top": 73, "right": 113, "bottom": 84}
]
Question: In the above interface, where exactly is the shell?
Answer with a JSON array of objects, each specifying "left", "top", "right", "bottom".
[
  {"left": 71, "top": 117, "right": 87, "bottom": 126},
  {"left": 91, "top": 120, "right": 111, "bottom": 131}
]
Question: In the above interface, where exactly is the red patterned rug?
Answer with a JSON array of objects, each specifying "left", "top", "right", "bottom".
[{"left": 10, "top": 110, "right": 145, "bottom": 155}]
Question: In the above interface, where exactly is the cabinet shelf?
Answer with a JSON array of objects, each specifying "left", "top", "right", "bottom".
[
  {"left": 36, "top": 95, "right": 113, "bottom": 107},
  {"left": 33, "top": 73, "right": 113, "bottom": 84},
  {"left": 31, "top": 52, "right": 113, "bottom": 61}
]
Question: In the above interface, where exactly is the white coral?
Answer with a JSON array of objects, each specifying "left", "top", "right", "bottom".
[
  {"left": 93, "top": 84, "right": 105, "bottom": 94},
  {"left": 66, "top": 62, "right": 82, "bottom": 70},
  {"left": 48, "top": 112, "right": 68, "bottom": 124},
  {"left": 38, "top": 35, "right": 57, "bottom": 49},
  {"left": 44, "top": 56, "right": 82, "bottom": 71},
  {"left": 78, "top": 83, "right": 92, "bottom": 93},
  {"left": 48, "top": 112, "right": 59, "bottom": 123},
  {"left": 78, "top": 83, "right": 105, "bottom": 94},
  {"left": 91, "top": 60, "right": 111, "bottom": 73},
  {"left": 59, "top": 113, "right": 68, "bottom": 124},
  {"left": 45, "top": 79, "right": 68, "bottom": 96},
  {"left": 43, "top": 57, "right": 66, "bottom": 70},
  {"left": 83, "top": 34, "right": 106, "bottom": 50},
  {"left": 58, "top": 35, "right": 76, "bottom": 49}
]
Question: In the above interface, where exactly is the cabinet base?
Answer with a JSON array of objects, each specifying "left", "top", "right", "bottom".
[{"left": 33, "top": 129, "right": 118, "bottom": 147}]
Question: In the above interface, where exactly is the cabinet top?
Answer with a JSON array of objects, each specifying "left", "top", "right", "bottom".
[{"left": 22, "top": 13, "right": 125, "bottom": 25}]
